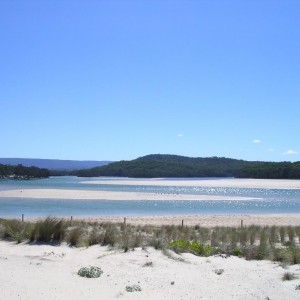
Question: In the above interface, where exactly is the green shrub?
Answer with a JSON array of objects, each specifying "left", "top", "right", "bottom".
[
  {"left": 232, "top": 247, "right": 243, "bottom": 257},
  {"left": 169, "top": 239, "right": 190, "bottom": 253},
  {"left": 78, "top": 266, "right": 103, "bottom": 278},
  {"left": 189, "top": 240, "right": 203, "bottom": 255},
  {"left": 169, "top": 240, "right": 213, "bottom": 256}
]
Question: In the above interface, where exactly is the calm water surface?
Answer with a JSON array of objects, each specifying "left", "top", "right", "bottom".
[{"left": 0, "top": 176, "right": 300, "bottom": 217}]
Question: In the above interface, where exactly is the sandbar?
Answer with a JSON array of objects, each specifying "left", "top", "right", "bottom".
[
  {"left": 0, "top": 188, "right": 259, "bottom": 201},
  {"left": 82, "top": 178, "right": 300, "bottom": 189}
]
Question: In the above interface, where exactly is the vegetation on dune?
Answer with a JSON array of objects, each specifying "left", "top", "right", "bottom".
[
  {"left": 1, "top": 217, "right": 300, "bottom": 265},
  {"left": 74, "top": 154, "right": 300, "bottom": 179}
]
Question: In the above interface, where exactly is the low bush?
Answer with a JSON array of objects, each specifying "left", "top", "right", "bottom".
[
  {"left": 78, "top": 266, "right": 103, "bottom": 278},
  {"left": 126, "top": 284, "right": 142, "bottom": 292},
  {"left": 169, "top": 240, "right": 213, "bottom": 256}
]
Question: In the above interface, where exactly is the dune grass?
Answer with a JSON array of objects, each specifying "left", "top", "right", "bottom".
[{"left": 1, "top": 217, "right": 300, "bottom": 265}]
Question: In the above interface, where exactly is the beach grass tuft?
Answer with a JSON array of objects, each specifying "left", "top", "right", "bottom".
[{"left": 1, "top": 218, "right": 300, "bottom": 265}]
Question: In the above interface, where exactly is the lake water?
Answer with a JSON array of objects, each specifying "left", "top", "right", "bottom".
[{"left": 1, "top": 176, "right": 300, "bottom": 218}]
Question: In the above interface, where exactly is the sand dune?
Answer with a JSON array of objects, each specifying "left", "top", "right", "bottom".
[{"left": 0, "top": 241, "right": 299, "bottom": 300}]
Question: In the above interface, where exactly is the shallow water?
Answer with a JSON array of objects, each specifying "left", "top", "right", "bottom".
[{"left": 0, "top": 176, "right": 300, "bottom": 217}]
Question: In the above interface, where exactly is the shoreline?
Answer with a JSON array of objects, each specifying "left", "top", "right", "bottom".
[{"left": 16, "top": 214, "right": 300, "bottom": 227}]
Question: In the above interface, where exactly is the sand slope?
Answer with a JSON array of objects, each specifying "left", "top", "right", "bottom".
[{"left": 1, "top": 241, "right": 300, "bottom": 300}]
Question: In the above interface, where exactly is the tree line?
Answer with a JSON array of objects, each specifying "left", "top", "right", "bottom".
[
  {"left": 74, "top": 154, "right": 300, "bottom": 179},
  {"left": 0, "top": 164, "right": 50, "bottom": 179}
]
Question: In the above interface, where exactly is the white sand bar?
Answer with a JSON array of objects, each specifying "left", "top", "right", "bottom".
[
  {"left": 0, "top": 189, "right": 258, "bottom": 201},
  {"left": 1, "top": 241, "right": 300, "bottom": 300},
  {"left": 82, "top": 178, "right": 300, "bottom": 189}
]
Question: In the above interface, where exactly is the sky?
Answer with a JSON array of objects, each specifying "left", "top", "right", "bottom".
[{"left": 1, "top": 0, "right": 299, "bottom": 162}]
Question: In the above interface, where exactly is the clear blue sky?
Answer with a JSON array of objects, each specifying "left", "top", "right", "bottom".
[{"left": 1, "top": 0, "right": 299, "bottom": 162}]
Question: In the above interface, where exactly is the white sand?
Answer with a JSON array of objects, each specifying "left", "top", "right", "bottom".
[
  {"left": 0, "top": 188, "right": 259, "bottom": 201},
  {"left": 0, "top": 241, "right": 299, "bottom": 300},
  {"left": 22, "top": 214, "right": 300, "bottom": 228},
  {"left": 82, "top": 178, "right": 300, "bottom": 189},
  {"left": 72, "top": 214, "right": 300, "bottom": 227}
]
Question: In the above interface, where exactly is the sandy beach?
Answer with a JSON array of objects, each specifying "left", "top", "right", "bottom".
[{"left": 0, "top": 241, "right": 300, "bottom": 300}]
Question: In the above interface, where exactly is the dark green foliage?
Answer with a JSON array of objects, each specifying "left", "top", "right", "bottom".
[
  {"left": 74, "top": 154, "right": 300, "bottom": 179},
  {"left": 0, "top": 163, "right": 49, "bottom": 179}
]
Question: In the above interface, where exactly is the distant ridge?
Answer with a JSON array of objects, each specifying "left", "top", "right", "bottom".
[
  {"left": 0, "top": 158, "right": 112, "bottom": 170},
  {"left": 75, "top": 154, "right": 300, "bottom": 179}
]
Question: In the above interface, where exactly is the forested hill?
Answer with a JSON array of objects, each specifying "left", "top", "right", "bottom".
[
  {"left": 0, "top": 164, "right": 50, "bottom": 179},
  {"left": 75, "top": 154, "right": 300, "bottom": 179}
]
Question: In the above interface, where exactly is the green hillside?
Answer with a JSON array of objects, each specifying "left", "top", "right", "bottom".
[{"left": 75, "top": 154, "right": 300, "bottom": 179}]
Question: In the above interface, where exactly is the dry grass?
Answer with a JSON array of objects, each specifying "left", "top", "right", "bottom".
[{"left": 1, "top": 218, "right": 300, "bottom": 264}]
